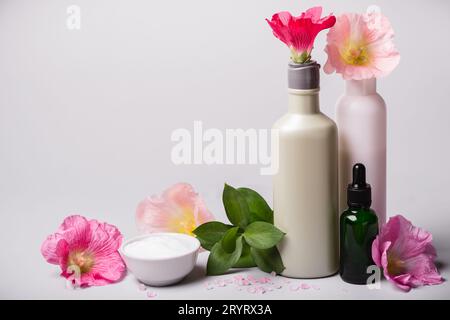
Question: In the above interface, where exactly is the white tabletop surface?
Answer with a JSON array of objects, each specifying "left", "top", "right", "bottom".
[
  {"left": 2, "top": 211, "right": 448, "bottom": 300},
  {"left": 17, "top": 250, "right": 450, "bottom": 300}
]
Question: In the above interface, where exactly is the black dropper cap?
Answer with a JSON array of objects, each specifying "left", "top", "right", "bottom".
[{"left": 347, "top": 163, "right": 371, "bottom": 208}]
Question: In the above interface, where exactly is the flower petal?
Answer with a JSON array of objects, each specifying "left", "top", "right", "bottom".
[
  {"left": 87, "top": 220, "right": 123, "bottom": 256},
  {"left": 372, "top": 214, "right": 443, "bottom": 291},
  {"left": 391, "top": 274, "right": 413, "bottom": 292},
  {"left": 60, "top": 250, "right": 126, "bottom": 287},
  {"left": 87, "top": 252, "right": 126, "bottom": 285},
  {"left": 403, "top": 254, "right": 443, "bottom": 286},
  {"left": 136, "top": 183, "right": 214, "bottom": 235},
  {"left": 163, "top": 183, "right": 214, "bottom": 225},
  {"left": 136, "top": 196, "right": 174, "bottom": 233},
  {"left": 267, "top": 7, "right": 335, "bottom": 61},
  {"left": 266, "top": 12, "right": 293, "bottom": 48},
  {"left": 59, "top": 215, "right": 92, "bottom": 250},
  {"left": 323, "top": 12, "right": 399, "bottom": 79},
  {"left": 372, "top": 238, "right": 391, "bottom": 267},
  {"left": 388, "top": 215, "right": 435, "bottom": 260},
  {"left": 42, "top": 214, "right": 126, "bottom": 288},
  {"left": 303, "top": 7, "right": 322, "bottom": 21},
  {"left": 41, "top": 233, "right": 67, "bottom": 264}
]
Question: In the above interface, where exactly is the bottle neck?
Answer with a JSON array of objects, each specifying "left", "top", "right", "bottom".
[
  {"left": 345, "top": 78, "right": 377, "bottom": 96},
  {"left": 288, "top": 88, "right": 320, "bottom": 114},
  {"left": 348, "top": 203, "right": 371, "bottom": 211}
]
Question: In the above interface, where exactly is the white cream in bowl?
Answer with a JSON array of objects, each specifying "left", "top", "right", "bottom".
[{"left": 120, "top": 233, "right": 200, "bottom": 286}]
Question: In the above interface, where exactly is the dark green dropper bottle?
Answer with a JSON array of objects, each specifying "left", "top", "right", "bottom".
[{"left": 340, "top": 163, "right": 378, "bottom": 284}]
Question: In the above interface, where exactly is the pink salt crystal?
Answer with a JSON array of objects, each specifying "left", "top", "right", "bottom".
[
  {"left": 147, "top": 291, "right": 157, "bottom": 298},
  {"left": 225, "top": 279, "right": 233, "bottom": 284},
  {"left": 234, "top": 275, "right": 244, "bottom": 284},
  {"left": 258, "top": 277, "right": 271, "bottom": 284},
  {"left": 270, "top": 271, "right": 277, "bottom": 277},
  {"left": 300, "top": 283, "right": 311, "bottom": 290},
  {"left": 290, "top": 284, "right": 300, "bottom": 291},
  {"left": 257, "top": 287, "right": 267, "bottom": 294},
  {"left": 138, "top": 283, "right": 147, "bottom": 291},
  {"left": 217, "top": 280, "right": 226, "bottom": 287},
  {"left": 275, "top": 284, "right": 283, "bottom": 289},
  {"left": 247, "top": 275, "right": 256, "bottom": 283},
  {"left": 204, "top": 281, "right": 214, "bottom": 290},
  {"left": 247, "top": 287, "right": 257, "bottom": 294},
  {"left": 241, "top": 279, "right": 250, "bottom": 286}
]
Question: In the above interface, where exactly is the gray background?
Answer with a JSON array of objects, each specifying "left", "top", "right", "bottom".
[{"left": 1, "top": 0, "right": 449, "bottom": 299}]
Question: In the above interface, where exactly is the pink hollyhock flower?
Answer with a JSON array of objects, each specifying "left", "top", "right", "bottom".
[
  {"left": 136, "top": 183, "right": 214, "bottom": 235},
  {"left": 372, "top": 215, "right": 443, "bottom": 291},
  {"left": 266, "top": 6, "right": 336, "bottom": 64},
  {"left": 324, "top": 11, "right": 400, "bottom": 80},
  {"left": 41, "top": 215, "right": 126, "bottom": 287}
]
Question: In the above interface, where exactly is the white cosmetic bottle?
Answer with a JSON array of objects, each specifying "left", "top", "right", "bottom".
[
  {"left": 273, "top": 62, "right": 339, "bottom": 278},
  {"left": 336, "top": 78, "right": 386, "bottom": 226}
]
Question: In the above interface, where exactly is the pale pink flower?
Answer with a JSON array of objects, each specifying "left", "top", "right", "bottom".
[
  {"left": 324, "top": 12, "right": 400, "bottom": 80},
  {"left": 372, "top": 215, "right": 443, "bottom": 291},
  {"left": 136, "top": 183, "right": 214, "bottom": 235},
  {"left": 266, "top": 6, "right": 336, "bottom": 64},
  {"left": 41, "top": 215, "right": 126, "bottom": 287}
]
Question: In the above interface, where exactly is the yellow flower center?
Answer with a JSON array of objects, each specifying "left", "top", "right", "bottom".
[
  {"left": 387, "top": 252, "right": 406, "bottom": 276},
  {"left": 341, "top": 41, "right": 370, "bottom": 66},
  {"left": 67, "top": 250, "right": 95, "bottom": 274},
  {"left": 168, "top": 207, "right": 197, "bottom": 235}
]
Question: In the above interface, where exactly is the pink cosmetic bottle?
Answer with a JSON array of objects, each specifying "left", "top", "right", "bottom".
[{"left": 336, "top": 78, "right": 386, "bottom": 226}]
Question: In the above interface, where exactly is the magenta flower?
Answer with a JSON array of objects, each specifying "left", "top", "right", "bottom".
[
  {"left": 136, "top": 183, "right": 214, "bottom": 235},
  {"left": 372, "top": 215, "right": 443, "bottom": 291},
  {"left": 41, "top": 215, "right": 126, "bottom": 287},
  {"left": 324, "top": 12, "right": 400, "bottom": 80},
  {"left": 266, "top": 6, "right": 336, "bottom": 64}
]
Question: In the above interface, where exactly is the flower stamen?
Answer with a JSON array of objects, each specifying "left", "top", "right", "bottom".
[
  {"left": 169, "top": 208, "right": 197, "bottom": 235},
  {"left": 68, "top": 250, "right": 95, "bottom": 274},
  {"left": 387, "top": 252, "right": 406, "bottom": 276},
  {"left": 341, "top": 42, "right": 370, "bottom": 66}
]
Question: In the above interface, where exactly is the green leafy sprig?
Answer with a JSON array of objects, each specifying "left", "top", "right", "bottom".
[{"left": 193, "top": 184, "right": 285, "bottom": 275}]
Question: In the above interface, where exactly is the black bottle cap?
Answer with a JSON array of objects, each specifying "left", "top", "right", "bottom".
[{"left": 347, "top": 163, "right": 371, "bottom": 208}]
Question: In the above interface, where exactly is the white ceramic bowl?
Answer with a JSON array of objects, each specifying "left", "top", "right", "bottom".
[{"left": 120, "top": 233, "right": 200, "bottom": 286}]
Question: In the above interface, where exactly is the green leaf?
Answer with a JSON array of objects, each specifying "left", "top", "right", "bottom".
[
  {"left": 233, "top": 239, "right": 256, "bottom": 268},
  {"left": 193, "top": 221, "right": 233, "bottom": 251},
  {"left": 223, "top": 184, "right": 250, "bottom": 228},
  {"left": 237, "top": 187, "right": 273, "bottom": 224},
  {"left": 243, "top": 221, "right": 285, "bottom": 249},
  {"left": 250, "top": 246, "right": 285, "bottom": 274},
  {"left": 207, "top": 236, "right": 243, "bottom": 275},
  {"left": 221, "top": 227, "right": 239, "bottom": 253}
]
